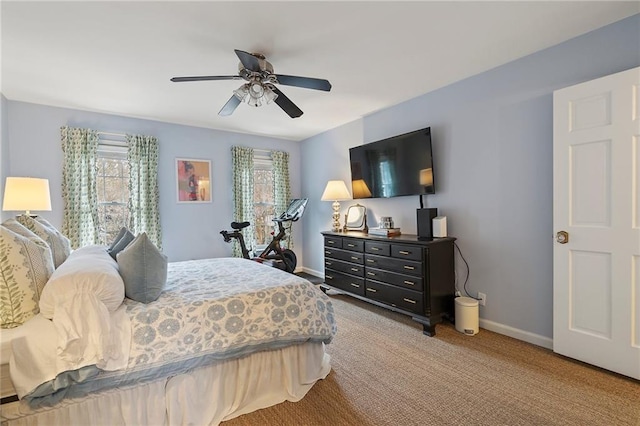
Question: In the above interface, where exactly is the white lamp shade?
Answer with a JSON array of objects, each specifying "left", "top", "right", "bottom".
[
  {"left": 351, "top": 179, "right": 372, "bottom": 198},
  {"left": 419, "top": 168, "right": 433, "bottom": 186},
  {"left": 321, "top": 180, "right": 351, "bottom": 201},
  {"left": 2, "top": 177, "right": 52, "bottom": 212}
]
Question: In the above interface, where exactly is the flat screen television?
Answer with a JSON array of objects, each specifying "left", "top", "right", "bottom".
[{"left": 349, "top": 127, "right": 434, "bottom": 199}]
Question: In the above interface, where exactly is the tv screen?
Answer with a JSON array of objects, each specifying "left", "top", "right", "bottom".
[{"left": 349, "top": 127, "right": 434, "bottom": 199}]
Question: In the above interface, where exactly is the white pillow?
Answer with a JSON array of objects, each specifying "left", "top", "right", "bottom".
[{"left": 39, "top": 245, "right": 125, "bottom": 319}]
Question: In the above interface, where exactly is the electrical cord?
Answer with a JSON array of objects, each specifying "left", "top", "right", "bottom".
[{"left": 454, "top": 241, "right": 480, "bottom": 300}]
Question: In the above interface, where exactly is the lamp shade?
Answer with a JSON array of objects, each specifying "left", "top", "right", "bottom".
[
  {"left": 321, "top": 180, "right": 351, "bottom": 201},
  {"left": 351, "top": 179, "right": 372, "bottom": 198},
  {"left": 2, "top": 177, "right": 52, "bottom": 213},
  {"left": 419, "top": 168, "right": 433, "bottom": 186}
]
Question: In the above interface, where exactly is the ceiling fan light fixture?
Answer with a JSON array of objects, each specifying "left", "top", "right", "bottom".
[
  {"left": 249, "top": 82, "right": 264, "bottom": 98},
  {"left": 233, "top": 84, "right": 249, "bottom": 102},
  {"left": 234, "top": 82, "right": 278, "bottom": 108}
]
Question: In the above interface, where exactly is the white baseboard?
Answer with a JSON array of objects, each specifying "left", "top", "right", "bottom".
[
  {"left": 479, "top": 318, "right": 553, "bottom": 350},
  {"left": 300, "top": 266, "right": 552, "bottom": 350},
  {"left": 301, "top": 266, "right": 324, "bottom": 278}
]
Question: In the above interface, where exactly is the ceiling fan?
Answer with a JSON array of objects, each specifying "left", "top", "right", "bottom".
[{"left": 170, "top": 49, "right": 332, "bottom": 119}]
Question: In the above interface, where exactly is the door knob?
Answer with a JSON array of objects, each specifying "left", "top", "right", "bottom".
[{"left": 556, "top": 231, "right": 569, "bottom": 244}]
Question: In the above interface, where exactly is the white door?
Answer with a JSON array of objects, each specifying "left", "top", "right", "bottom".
[{"left": 553, "top": 66, "right": 640, "bottom": 380}]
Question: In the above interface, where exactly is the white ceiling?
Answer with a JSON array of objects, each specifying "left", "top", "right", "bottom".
[{"left": 2, "top": 1, "right": 638, "bottom": 141}]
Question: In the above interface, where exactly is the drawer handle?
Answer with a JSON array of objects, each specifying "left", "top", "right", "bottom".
[
  {"left": 367, "top": 272, "right": 376, "bottom": 276},
  {"left": 371, "top": 247, "right": 380, "bottom": 251},
  {"left": 350, "top": 283, "right": 360, "bottom": 288},
  {"left": 347, "top": 243, "right": 355, "bottom": 247},
  {"left": 328, "top": 241, "right": 335, "bottom": 244},
  {"left": 399, "top": 250, "right": 410, "bottom": 255},
  {"left": 366, "top": 259, "right": 375, "bottom": 263},
  {"left": 404, "top": 265, "right": 415, "bottom": 270},
  {"left": 403, "top": 280, "right": 415, "bottom": 286},
  {"left": 326, "top": 275, "right": 333, "bottom": 280},
  {"left": 403, "top": 298, "right": 417, "bottom": 304},
  {"left": 351, "top": 256, "right": 359, "bottom": 260},
  {"left": 326, "top": 261, "right": 332, "bottom": 266},
  {"left": 367, "top": 288, "right": 378, "bottom": 293},
  {"left": 350, "top": 268, "right": 359, "bottom": 272},
  {"left": 325, "top": 250, "right": 332, "bottom": 255}
]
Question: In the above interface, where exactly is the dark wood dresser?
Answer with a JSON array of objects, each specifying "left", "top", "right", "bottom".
[{"left": 321, "top": 231, "right": 456, "bottom": 336}]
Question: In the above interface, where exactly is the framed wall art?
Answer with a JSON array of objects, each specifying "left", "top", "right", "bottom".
[{"left": 176, "top": 158, "right": 212, "bottom": 203}]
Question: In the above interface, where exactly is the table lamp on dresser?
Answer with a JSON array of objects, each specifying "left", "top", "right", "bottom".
[{"left": 321, "top": 180, "right": 351, "bottom": 232}]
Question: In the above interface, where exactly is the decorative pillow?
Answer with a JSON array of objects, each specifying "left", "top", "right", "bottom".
[
  {"left": 16, "top": 215, "right": 71, "bottom": 268},
  {"left": 108, "top": 227, "right": 128, "bottom": 251},
  {"left": 39, "top": 245, "right": 125, "bottom": 319},
  {"left": 117, "top": 232, "right": 167, "bottom": 303},
  {"left": 0, "top": 223, "right": 55, "bottom": 328},
  {"left": 108, "top": 228, "right": 135, "bottom": 260}
]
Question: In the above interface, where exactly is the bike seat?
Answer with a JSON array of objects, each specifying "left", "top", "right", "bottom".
[{"left": 231, "top": 221, "right": 250, "bottom": 230}]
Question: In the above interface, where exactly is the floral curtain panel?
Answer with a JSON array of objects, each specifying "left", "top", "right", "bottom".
[
  {"left": 60, "top": 126, "right": 100, "bottom": 248},
  {"left": 126, "top": 134, "right": 162, "bottom": 249},
  {"left": 271, "top": 150, "right": 292, "bottom": 248},
  {"left": 231, "top": 146, "right": 255, "bottom": 257}
]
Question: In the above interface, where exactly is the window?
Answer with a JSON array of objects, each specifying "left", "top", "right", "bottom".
[
  {"left": 96, "top": 142, "right": 130, "bottom": 245},
  {"left": 253, "top": 153, "right": 275, "bottom": 249}
]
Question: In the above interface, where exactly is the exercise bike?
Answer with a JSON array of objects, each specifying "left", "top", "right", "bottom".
[{"left": 220, "top": 198, "right": 308, "bottom": 273}]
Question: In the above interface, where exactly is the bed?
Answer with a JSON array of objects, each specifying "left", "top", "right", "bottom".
[{"left": 0, "top": 247, "right": 336, "bottom": 425}]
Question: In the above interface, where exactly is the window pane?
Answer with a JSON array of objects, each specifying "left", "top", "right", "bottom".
[
  {"left": 103, "top": 159, "right": 121, "bottom": 177},
  {"left": 254, "top": 204, "right": 276, "bottom": 246},
  {"left": 253, "top": 165, "right": 275, "bottom": 247},
  {"left": 96, "top": 151, "right": 130, "bottom": 245}
]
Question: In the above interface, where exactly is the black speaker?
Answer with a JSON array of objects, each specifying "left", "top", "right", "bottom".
[{"left": 417, "top": 208, "right": 438, "bottom": 239}]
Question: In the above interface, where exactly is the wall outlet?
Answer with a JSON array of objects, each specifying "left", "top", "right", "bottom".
[{"left": 478, "top": 292, "right": 487, "bottom": 306}]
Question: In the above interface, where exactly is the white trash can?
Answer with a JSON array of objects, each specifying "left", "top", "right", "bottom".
[{"left": 454, "top": 297, "right": 479, "bottom": 335}]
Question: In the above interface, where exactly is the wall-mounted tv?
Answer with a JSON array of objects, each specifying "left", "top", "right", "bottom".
[{"left": 349, "top": 127, "right": 434, "bottom": 199}]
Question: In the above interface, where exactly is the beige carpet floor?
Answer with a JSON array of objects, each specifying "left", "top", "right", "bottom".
[{"left": 224, "top": 294, "right": 640, "bottom": 426}]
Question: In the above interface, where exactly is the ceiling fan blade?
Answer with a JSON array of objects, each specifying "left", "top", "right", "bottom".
[
  {"left": 218, "top": 95, "right": 242, "bottom": 116},
  {"left": 272, "top": 87, "right": 303, "bottom": 118},
  {"left": 171, "top": 75, "right": 242, "bottom": 82},
  {"left": 234, "top": 49, "right": 262, "bottom": 73},
  {"left": 275, "top": 74, "right": 332, "bottom": 91}
]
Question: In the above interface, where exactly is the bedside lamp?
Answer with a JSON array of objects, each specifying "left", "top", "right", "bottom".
[
  {"left": 321, "top": 180, "right": 351, "bottom": 232},
  {"left": 2, "top": 177, "right": 52, "bottom": 216}
]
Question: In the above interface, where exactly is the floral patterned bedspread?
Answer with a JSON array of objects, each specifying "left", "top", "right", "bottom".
[
  {"left": 123, "top": 256, "right": 336, "bottom": 369},
  {"left": 23, "top": 257, "right": 336, "bottom": 406}
]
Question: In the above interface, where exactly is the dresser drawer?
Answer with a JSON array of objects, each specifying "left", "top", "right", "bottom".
[
  {"left": 325, "top": 247, "right": 364, "bottom": 264},
  {"left": 364, "top": 267, "right": 423, "bottom": 291},
  {"left": 342, "top": 238, "right": 364, "bottom": 252},
  {"left": 365, "top": 241, "right": 390, "bottom": 256},
  {"left": 364, "top": 254, "right": 423, "bottom": 277},
  {"left": 391, "top": 244, "right": 423, "bottom": 261},
  {"left": 324, "top": 236, "right": 342, "bottom": 248},
  {"left": 324, "top": 270, "right": 365, "bottom": 296},
  {"left": 325, "top": 258, "right": 365, "bottom": 277},
  {"left": 365, "top": 280, "right": 424, "bottom": 315}
]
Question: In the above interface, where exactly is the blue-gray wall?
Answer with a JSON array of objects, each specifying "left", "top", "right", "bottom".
[
  {"left": 4, "top": 102, "right": 301, "bottom": 262},
  {"left": 0, "top": 94, "right": 9, "bottom": 222},
  {"left": 300, "top": 14, "right": 640, "bottom": 345}
]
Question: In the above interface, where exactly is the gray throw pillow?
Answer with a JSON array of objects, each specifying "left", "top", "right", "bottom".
[
  {"left": 116, "top": 232, "right": 167, "bottom": 304},
  {"left": 108, "top": 228, "right": 134, "bottom": 260},
  {"left": 108, "top": 227, "right": 128, "bottom": 251}
]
